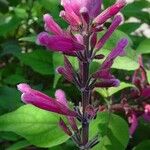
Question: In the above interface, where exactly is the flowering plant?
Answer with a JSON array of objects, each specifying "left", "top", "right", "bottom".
[{"left": 17, "top": 0, "right": 129, "bottom": 149}]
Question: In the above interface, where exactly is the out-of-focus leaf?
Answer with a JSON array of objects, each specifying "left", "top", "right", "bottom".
[
  {"left": 103, "top": 0, "right": 115, "bottom": 9},
  {"left": 0, "top": 16, "right": 21, "bottom": 36},
  {"left": 0, "top": 86, "right": 22, "bottom": 114},
  {"left": 0, "top": 0, "right": 9, "bottom": 13},
  {"left": 119, "top": 23, "right": 141, "bottom": 34},
  {"left": 136, "top": 39, "right": 150, "bottom": 54},
  {"left": 0, "top": 105, "right": 69, "bottom": 148},
  {"left": 14, "top": 8, "right": 28, "bottom": 19},
  {"left": 0, "top": 132, "right": 20, "bottom": 141},
  {"left": 122, "top": 1, "right": 150, "bottom": 23},
  {"left": 90, "top": 112, "right": 129, "bottom": 150},
  {"left": 133, "top": 140, "right": 150, "bottom": 150},
  {"left": 1, "top": 40, "right": 21, "bottom": 57},
  {"left": 146, "top": 70, "right": 150, "bottom": 83},
  {"left": 6, "top": 140, "right": 31, "bottom": 150},
  {"left": 19, "top": 35, "right": 36, "bottom": 43},
  {"left": 17, "top": 49, "right": 54, "bottom": 75},
  {"left": 96, "top": 82, "right": 134, "bottom": 97},
  {"left": 3, "top": 74, "right": 27, "bottom": 85}
]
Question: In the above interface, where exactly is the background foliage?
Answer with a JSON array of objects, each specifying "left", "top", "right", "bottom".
[{"left": 0, "top": 0, "right": 149, "bottom": 149}]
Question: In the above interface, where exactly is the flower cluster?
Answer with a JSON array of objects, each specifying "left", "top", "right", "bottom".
[
  {"left": 99, "top": 56, "right": 150, "bottom": 136},
  {"left": 17, "top": 0, "right": 128, "bottom": 149}
]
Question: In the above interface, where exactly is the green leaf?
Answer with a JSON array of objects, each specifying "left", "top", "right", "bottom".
[
  {"left": 6, "top": 140, "right": 31, "bottom": 150},
  {"left": 90, "top": 112, "right": 129, "bottom": 150},
  {"left": 122, "top": 1, "right": 150, "bottom": 23},
  {"left": 1, "top": 40, "right": 21, "bottom": 57},
  {"left": 0, "top": 86, "right": 22, "bottom": 114},
  {"left": 136, "top": 39, "right": 150, "bottom": 54},
  {"left": 119, "top": 23, "right": 141, "bottom": 34},
  {"left": 96, "top": 30, "right": 138, "bottom": 70},
  {"left": 0, "top": 15, "right": 21, "bottom": 36},
  {"left": 133, "top": 140, "right": 150, "bottom": 150},
  {"left": 3, "top": 74, "right": 27, "bottom": 85},
  {"left": 17, "top": 49, "right": 54, "bottom": 75},
  {"left": 0, "top": 132, "right": 20, "bottom": 141},
  {"left": 146, "top": 70, "right": 150, "bottom": 83},
  {"left": 0, "top": 105, "right": 69, "bottom": 148},
  {"left": 96, "top": 82, "right": 134, "bottom": 97}
]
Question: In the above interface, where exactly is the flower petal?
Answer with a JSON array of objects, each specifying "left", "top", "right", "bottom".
[
  {"left": 101, "top": 38, "right": 128, "bottom": 69},
  {"left": 43, "top": 14, "right": 63, "bottom": 35},
  {"left": 93, "top": 0, "right": 126, "bottom": 25},
  {"left": 37, "top": 32, "right": 84, "bottom": 53},
  {"left": 96, "top": 15, "right": 122, "bottom": 50}
]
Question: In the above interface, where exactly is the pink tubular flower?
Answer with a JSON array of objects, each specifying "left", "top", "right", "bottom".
[
  {"left": 143, "top": 104, "right": 150, "bottom": 121},
  {"left": 101, "top": 38, "right": 128, "bottom": 69},
  {"left": 60, "top": 0, "right": 102, "bottom": 26},
  {"left": 37, "top": 14, "right": 84, "bottom": 54},
  {"left": 93, "top": 0, "right": 126, "bottom": 26},
  {"left": 17, "top": 83, "right": 77, "bottom": 117},
  {"left": 93, "top": 38, "right": 128, "bottom": 88},
  {"left": 128, "top": 113, "right": 138, "bottom": 135},
  {"left": 37, "top": 32, "right": 84, "bottom": 53},
  {"left": 95, "top": 15, "right": 122, "bottom": 50}
]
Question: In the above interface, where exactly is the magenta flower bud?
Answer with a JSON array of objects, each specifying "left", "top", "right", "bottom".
[
  {"left": 143, "top": 104, "right": 150, "bottom": 122},
  {"left": 59, "top": 118, "right": 72, "bottom": 136},
  {"left": 85, "top": 105, "right": 97, "bottom": 119},
  {"left": 64, "top": 56, "right": 74, "bottom": 74},
  {"left": 95, "top": 79, "right": 120, "bottom": 88},
  {"left": 90, "top": 32, "right": 97, "bottom": 50},
  {"left": 101, "top": 38, "right": 128, "bottom": 69},
  {"left": 68, "top": 117, "right": 78, "bottom": 132},
  {"left": 56, "top": 67, "right": 73, "bottom": 82},
  {"left": 43, "top": 14, "right": 63, "bottom": 35},
  {"left": 93, "top": 0, "right": 126, "bottom": 25},
  {"left": 93, "top": 68, "right": 114, "bottom": 80},
  {"left": 85, "top": 0, "right": 102, "bottom": 18},
  {"left": 128, "top": 113, "right": 138, "bottom": 135},
  {"left": 80, "top": 7, "right": 90, "bottom": 24},
  {"left": 96, "top": 15, "right": 122, "bottom": 50},
  {"left": 17, "top": 83, "right": 77, "bottom": 117},
  {"left": 141, "top": 88, "right": 150, "bottom": 98},
  {"left": 37, "top": 32, "right": 84, "bottom": 53}
]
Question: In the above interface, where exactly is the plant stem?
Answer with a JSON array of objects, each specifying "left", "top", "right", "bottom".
[
  {"left": 80, "top": 28, "right": 91, "bottom": 146},
  {"left": 81, "top": 62, "right": 90, "bottom": 145}
]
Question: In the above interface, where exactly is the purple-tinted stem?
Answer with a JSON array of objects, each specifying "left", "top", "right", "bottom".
[
  {"left": 80, "top": 31, "right": 91, "bottom": 145},
  {"left": 81, "top": 62, "right": 90, "bottom": 145}
]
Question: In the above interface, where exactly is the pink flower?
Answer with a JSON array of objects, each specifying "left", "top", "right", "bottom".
[
  {"left": 143, "top": 104, "right": 150, "bottom": 122},
  {"left": 17, "top": 83, "right": 77, "bottom": 117},
  {"left": 37, "top": 32, "right": 84, "bottom": 53},
  {"left": 93, "top": 0, "right": 126, "bottom": 26},
  {"left": 60, "top": 0, "right": 102, "bottom": 26},
  {"left": 128, "top": 113, "right": 138, "bottom": 135},
  {"left": 93, "top": 38, "right": 128, "bottom": 88},
  {"left": 95, "top": 15, "right": 122, "bottom": 50}
]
